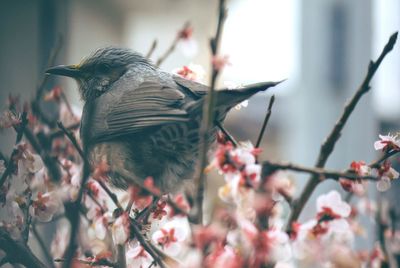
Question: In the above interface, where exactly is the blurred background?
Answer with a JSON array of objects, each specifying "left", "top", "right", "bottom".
[{"left": 1, "top": 0, "right": 399, "bottom": 254}]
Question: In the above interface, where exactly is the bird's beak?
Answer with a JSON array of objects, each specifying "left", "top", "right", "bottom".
[{"left": 46, "top": 65, "right": 82, "bottom": 78}]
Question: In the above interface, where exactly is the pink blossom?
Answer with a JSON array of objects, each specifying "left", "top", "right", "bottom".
[
  {"left": 16, "top": 144, "right": 43, "bottom": 175},
  {"left": 111, "top": 212, "right": 130, "bottom": 245},
  {"left": 151, "top": 200, "right": 168, "bottom": 220},
  {"left": 126, "top": 244, "right": 153, "bottom": 268},
  {"left": 374, "top": 134, "right": 400, "bottom": 151},
  {"left": 152, "top": 217, "right": 189, "bottom": 256},
  {"left": 173, "top": 64, "right": 205, "bottom": 83},
  {"left": 316, "top": 190, "right": 351, "bottom": 218},
  {"left": 29, "top": 191, "right": 62, "bottom": 222},
  {"left": 373, "top": 160, "right": 399, "bottom": 191},
  {"left": 338, "top": 178, "right": 366, "bottom": 195},
  {"left": 1, "top": 190, "right": 24, "bottom": 239},
  {"left": 212, "top": 55, "right": 230, "bottom": 71},
  {"left": 169, "top": 193, "right": 190, "bottom": 217},
  {"left": 93, "top": 215, "right": 108, "bottom": 240},
  {"left": 210, "top": 245, "right": 244, "bottom": 268},
  {"left": 0, "top": 110, "right": 20, "bottom": 130},
  {"left": 178, "top": 24, "right": 193, "bottom": 40},
  {"left": 350, "top": 161, "right": 371, "bottom": 176}
]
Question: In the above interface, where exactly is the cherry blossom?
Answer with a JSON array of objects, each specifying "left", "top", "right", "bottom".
[
  {"left": 212, "top": 55, "right": 230, "bottom": 71},
  {"left": 373, "top": 160, "right": 399, "bottom": 191},
  {"left": 1, "top": 189, "right": 25, "bottom": 239},
  {"left": 0, "top": 110, "right": 20, "bottom": 130},
  {"left": 16, "top": 144, "right": 44, "bottom": 175},
  {"left": 316, "top": 190, "right": 351, "bottom": 219},
  {"left": 111, "top": 212, "right": 130, "bottom": 245},
  {"left": 152, "top": 217, "right": 189, "bottom": 256},
  {"left": 374, "top": 133, "right": 400, "bottom": 152},
  {"left": 92, "top": 214, "right": 109, "bottom": 240},
  {"left": 208, "top": 245, "right": 244, "bottom": 268},
  {"left": 350, "top": 160, "right": 371, "bottom": 176},
  {"left": 173, "top": 64, "right": 205, "bottom": 83},
  {"left": 126, "top": 243, "right": 153, "bottom": 268},
  {"left": 29, "top": 191, "right": 62, "bottom": 222},
  {"left": 176, "top": 24, "right": 198, "bottom": 57}
]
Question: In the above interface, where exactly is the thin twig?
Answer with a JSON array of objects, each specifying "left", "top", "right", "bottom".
[
  {"left": 194, "top": 0, "right": 227, "bottom": 224},
  {"left": 48, "top": 122, "right": 80, "bottom": 140},
  {"left": 130, "top": 219, "right": 166, "bottom": 268},
  {"left": 256, "top": 95, "right": 275, "bottom": 148},
  {"left": 62, "top": 105, "right": 94, "bottom": 268},
  {"left": 146, "top": 39, "right": 158, "bottom": 59},
  {"left": 285, "top": 32, "right": 398, "bottom": 231},
  {"left": 216, "top": 121, "right": 238, "bottom": 146},
  {"left": 21, "top": 190, "right": 33, "bottom": 243},
  {"left": 263, "top": 160, "right": 379, "bottom": 181},
  {"left": 117, "top": 169, "right": 191, "bottom": 220},
  {"left": 57, "top": 121, "right": 84, "bottom": 156},
  {"left": 156, "top": 22, "right": 189, "bottom": 67}
]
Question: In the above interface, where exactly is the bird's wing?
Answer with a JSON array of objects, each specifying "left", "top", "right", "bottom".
[
  {"left": 88, "top": 80, "right": 189, "bottom": 141},
  {"left": 172, "top": 75, "right": 208, "bottom": 98}
]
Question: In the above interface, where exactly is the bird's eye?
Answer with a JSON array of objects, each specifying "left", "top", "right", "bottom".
[{"left": 97, "top": 63, "right": 111, "bottom": 73}]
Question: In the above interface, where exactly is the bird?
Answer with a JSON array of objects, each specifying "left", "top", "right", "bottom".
[{"left": 46, "top": 47, "right": 282, "bottom": 193}]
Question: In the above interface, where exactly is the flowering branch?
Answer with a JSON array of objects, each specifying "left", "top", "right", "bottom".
[
  {"left": 130, "top": 219, "right": 167, "bottom": 268},
  {"left": 263, "top": 160, "right": 379, "bottom": 181},
  {"left": 0, "top": 111, "right": 28, "bottom": 188},
  {"left": 156, "top": 22, "right": 190, "bottom": 67},
  {"left": 286, "top": 31, "right": 398, "bottom": 231},
  {"left": 216, "top": 121, "right": 238, "bottom": 146},
  {"left": 194, "top": 0, "right": 227, "bottom": 224}
]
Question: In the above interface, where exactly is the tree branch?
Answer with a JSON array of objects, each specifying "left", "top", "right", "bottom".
[
  {"left": 263, "top": 160, "right": 379, "bottom": 181},
  {"left": 286, "top": 32, "right": 398, "bottom": 231},
  {"left": 155, "top": 22, "right": 190, "bottom": 67},
  {"left": 0, "top": 228, "right": 47, "bottom": 268},
  {"left": 256, "top": 95, "right": 275, "bottom": 148},
  {"left": 146, "top": 39, "right": 158, "bottom": 59},
  {"left": 194, "top": 0, "right": 227, "bottom": 224}
]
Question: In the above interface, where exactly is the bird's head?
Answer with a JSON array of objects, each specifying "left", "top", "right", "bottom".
[{"left": 46, "top": 47, "right": 153, "bottom": 101}]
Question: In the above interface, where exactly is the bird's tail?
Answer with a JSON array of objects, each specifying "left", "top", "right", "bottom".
[{"left": 216, "top": 80, "right": 284, "bottom": 111}]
